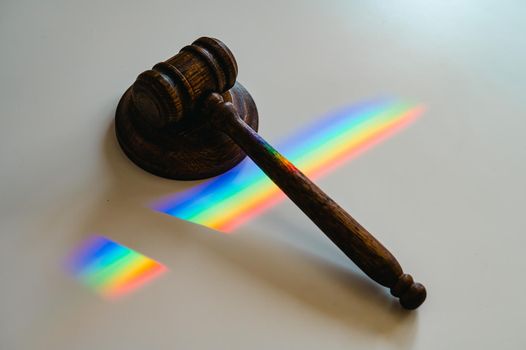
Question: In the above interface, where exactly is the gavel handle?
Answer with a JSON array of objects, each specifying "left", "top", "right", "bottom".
[{"left": 204, "top": 94, "right": 426, "bottom": 309}]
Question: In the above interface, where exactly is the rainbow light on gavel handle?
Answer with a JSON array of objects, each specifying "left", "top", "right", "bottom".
[{"left": 153, "top": 98, "right": 424, "bottom": 232}]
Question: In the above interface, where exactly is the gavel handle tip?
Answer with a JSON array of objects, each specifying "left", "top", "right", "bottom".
[{"left": 391, "top": 274, "right": 427, "bottom": 310}]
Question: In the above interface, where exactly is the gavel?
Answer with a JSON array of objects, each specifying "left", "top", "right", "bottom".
[{"left": 115, "top": 37, "right": 427, "bottom": 309}]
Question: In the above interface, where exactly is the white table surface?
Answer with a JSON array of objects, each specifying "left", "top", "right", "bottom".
[{"left": 1, "top": 1, "right": 525, "bottom": 349}]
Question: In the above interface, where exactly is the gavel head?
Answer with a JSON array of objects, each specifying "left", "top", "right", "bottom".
[{"left": 115, "top": 37, "right": 258, "bottom": 180}]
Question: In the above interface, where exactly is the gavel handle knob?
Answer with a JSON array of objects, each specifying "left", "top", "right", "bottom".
[{"left": 203, "top": 93, "right": 426, "bottom": 309}]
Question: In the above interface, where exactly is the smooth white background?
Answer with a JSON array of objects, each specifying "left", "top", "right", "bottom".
[{"left": 1, "top": 0, "right": 525, "bottom": 349}]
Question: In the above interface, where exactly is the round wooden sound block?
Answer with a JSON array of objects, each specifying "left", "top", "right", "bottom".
[{"left": 115, "top": 82, "right": 259, "bottom": 180}]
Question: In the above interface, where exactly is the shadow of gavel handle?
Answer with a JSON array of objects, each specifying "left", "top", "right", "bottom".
[{"left": 203, "top": 93, "right": 426, "bottom": 309}]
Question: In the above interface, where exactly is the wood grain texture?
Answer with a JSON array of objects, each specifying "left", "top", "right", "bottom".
[
  {"left": 115, "top": 38, "right": 258, "bottom": 180},
  {"left": 202, "top": 93, "right": 426, "bottom": 309},
  {"left": 115, "top": 37, "right": 426, "bottom": 309}
]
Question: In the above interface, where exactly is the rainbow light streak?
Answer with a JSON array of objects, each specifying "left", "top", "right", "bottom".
[
  {"left": 66, "top": 235, "right": 167, "bottom": 299},
  {"left": 153, "top": 98, "right": 424, "bottom": 232}
]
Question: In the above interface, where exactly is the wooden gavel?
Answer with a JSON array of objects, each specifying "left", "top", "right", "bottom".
[{"left": 115, "top": 37, "right": 426, "bottom": 309}]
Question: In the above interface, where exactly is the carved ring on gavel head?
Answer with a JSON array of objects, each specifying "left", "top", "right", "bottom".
[{"left": 115, "top": 37, "right": 427, "bottom": 309}]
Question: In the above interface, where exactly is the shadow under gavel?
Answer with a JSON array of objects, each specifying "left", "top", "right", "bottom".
[{"left": 115, "top": 37, "right": 426, "bottom": 309}]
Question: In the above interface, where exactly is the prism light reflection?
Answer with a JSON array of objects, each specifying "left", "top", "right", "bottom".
[
  {"left": 152, "top": 98, "right": 424, "bottom": 232},
  {"left": 66, "top": 235, "right": 167, "bottom": 299}
]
